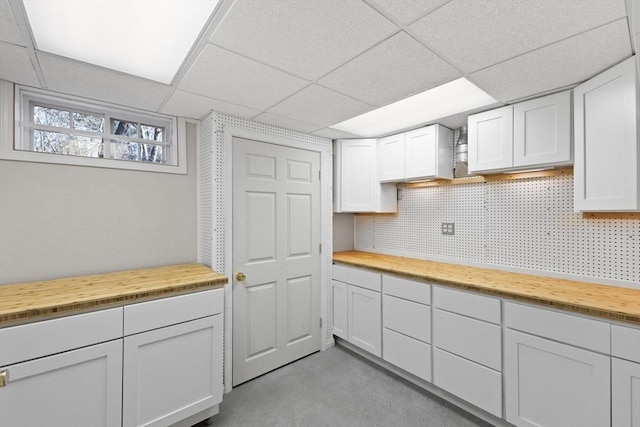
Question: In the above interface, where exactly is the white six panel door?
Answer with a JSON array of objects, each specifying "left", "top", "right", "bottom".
[{"left": 232, "top": 137, "right": 321, "bottom": 386}]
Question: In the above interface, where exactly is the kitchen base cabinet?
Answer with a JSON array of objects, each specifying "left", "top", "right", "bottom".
[
  {"left": 348, "top": 285, "right": 381, "bottom": 357},
  {"left": 612, "top": 357, "right": 640, "bottom": 427},
  {"left": 383, "top": 328, "right": 431, "bottom": 382},
  {"left": 0, "top": 340, "right": 123, "bottom": 427},
  {"left": 505, "top": 329, "right": 611, "bottom": 427},
  {"left": 123, "top": 315, "right": 223, "bottom": 427}
]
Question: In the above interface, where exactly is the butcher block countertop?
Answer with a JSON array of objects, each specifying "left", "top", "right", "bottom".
[
  {"left": 0, "top": 263, "right": 227, "bottom": 328},
  {"left": 333, "top": 251, "right": 640, "bottom": 325}
]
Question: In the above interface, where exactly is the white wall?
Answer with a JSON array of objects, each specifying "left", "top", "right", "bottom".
[
  {"left": 0, "top": 122, "right": 198, "bottom": 284},
  {"left": 333, "top": 213, "right": 354, "bottom": 252}
]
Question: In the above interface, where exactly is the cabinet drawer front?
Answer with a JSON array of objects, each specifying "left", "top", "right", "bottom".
[
  {"left": 347, "top": 266, "right": 382, "bottom": 292},
  {"left": 505, "top": 302, "right": 610, "bottom": 354},
  {"left": 433, "top": 309, "right": 501, "bottom": 371},
  {"left": 433, "top": 286, "right": 501, "bottom": 324},
  {"left": 124, "top": 288, "right": 223, "bottom": 336},
  {"left": 383, "top": 295, "right": 431, "bottom": 343},
  {"left": 332, "top": 264, "right": 349, "bottom": 283},
  {"left": 383, "top": 275, "right": 430, "bottom": 305},
  {"left": 612, "top": 324, "right": 640, "bottom": 362},
  {"left": 433, "top": 348, "right": 502, "bottom": 417},
  {"left": 0, "top": 308, "right": 123, "bottom": 367},
  {"left": 383, "top": 328, "right": 431, "bottom": 382}
]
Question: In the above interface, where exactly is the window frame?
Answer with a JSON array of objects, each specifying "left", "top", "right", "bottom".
[{"left": 0, "top": 81, "right": 186, "bottom": 174}]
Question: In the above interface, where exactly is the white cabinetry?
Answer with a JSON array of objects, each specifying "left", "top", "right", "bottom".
[
  {"left": 574, "top": 56, "right": 639, "bottom": 212},
  {"left": 0, "top": 289, "right": 225, "bottom": 427},
  {"left": 612, "top": 324, "right": 640, "bottom": 427},
  {"left": 382, "top": 275, "right": 432, "bottom": 381},
  {"left": 334, "top": 139, "right": 396, "bottom": 213},
  {"left": 332, "top": 264, "right": 382, "bottom": 357},
  {"left": 122, "top": 289, "right": 224, "bottom": 427},
  {"left": 378, "top": 125, "right": 453, "bottom": 182},
  {"left": 469, "top": 91, "right": 572, "bottom": 174},
  {"left": 504, "top": 302, "right": 611, "bottom": 427},
  {"left": 0, "top": 309, "right": 124, "bottom": 427},
  {"left": 432, "top": 287, "right": 502, "bottom": 417}
]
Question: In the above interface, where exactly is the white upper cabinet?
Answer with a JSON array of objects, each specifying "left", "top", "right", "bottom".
[
  {"left": 378, "top": 124, "right": 453, "bottom": 182},
  {"left": 574, "top": 56, "right": 639, "bottom": 212},
  {"left": 378, "top": 133, "right": 406, "bottom": 182},
  {"left": 469, "top": 91, "right": 572, "bottom": 174},
  {"left": 334, "top": 139, "right": 397, "bottom": 213},
  {"left": 468, "top": 105, "right": 514, "bottom": 173},
  {"left": 514, "top": 91, "right": 572, "bottom": 168}
]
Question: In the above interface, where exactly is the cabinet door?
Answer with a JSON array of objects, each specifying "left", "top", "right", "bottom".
[
  {"left": 513, "top": 90, "right": 572, "bottom": 168},
  {"left": 332, "top": 280, "right": 348, "bottom": 339},
  {"left": 347, "top": 285, "right": 381, "bottom": 357},
  {"left": 0, "top": 340, "right": 122, "bottom": 427},
  {"left": 505, "top": 329, "right": 611, "bottom": 427},
  {"left": 574, "top": 56, "right": 639, "bottom": 211},
  {"left": 612, "top": 358, "right": 640, "bottom": 427},
  {"left": 379, "top": 133, "right": 405, "bottom": 182},
  {"left": 405, "top": 126, "right": 436, "bottom": 179},
  {"left": 123, "top": 315, "right": 223, "bottom": 427},
  {"left": 468, "top": 105, "right": 514, "bottom": 173},
  {"left": 340, "top": 139, "right": 379, "bottom": 212}
]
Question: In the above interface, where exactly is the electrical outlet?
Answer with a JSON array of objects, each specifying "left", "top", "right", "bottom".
[{"left": 441, "top": 222, "right": 455, "bottom": 235}]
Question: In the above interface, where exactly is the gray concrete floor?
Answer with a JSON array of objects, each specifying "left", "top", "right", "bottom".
[{"left": 199, "top": 345, "right": 491, "bottom": 427}]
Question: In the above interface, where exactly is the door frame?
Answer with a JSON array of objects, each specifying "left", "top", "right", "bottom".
[{"left": 222, "top": 125, "right": 330, "bottom": 393}]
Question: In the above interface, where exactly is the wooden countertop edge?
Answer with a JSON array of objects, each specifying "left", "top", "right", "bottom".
[
  {"left": 0, "top": 265, "right": 228, "bottom": 328},
  {"left": 333, "top": 253, "right": 640, "bottom": 325}
]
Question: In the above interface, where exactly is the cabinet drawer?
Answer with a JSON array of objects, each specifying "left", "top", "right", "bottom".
[
  {"left": 383, "top": 328, "right": 431, "bottom": 382},
  {"left": 332, "top": 264, "right": 349, "bottom": 283},
  {"left": 505, "top": 302, "right": 610, "bottom": 354},
  {"left": 612, "top": 324, "right": 640, "bottom": 362},
  {"left": 383, "top": 275, "right": 430, "bottom": 305},
  {"left": 433, "top": 309, "right": 501, "bottom": 371},
  {"left": 433, "top": 348, "right": 502, "bottom": 417},
  {"left": 347, "top": 267, "right": 382, "bottom": 292},
  {"left": 433, "top": 286, "right": 501, "bottom": 324},
  {"left": 0, "top": 308, "right": 123, "bottom": 367},
  {"left": 124, "top": 288, "right": 223, "bottom": 336},
  {"left": 383, "top": 295, "right": 431, "bottom": 343}
]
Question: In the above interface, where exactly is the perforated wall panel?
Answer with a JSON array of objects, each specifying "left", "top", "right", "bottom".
[
  {"left": 199, "top": 111, "right": 334, "bottom": 344},
  {"left": 355, "top": 175, "right": 640, "bottom": 288}
]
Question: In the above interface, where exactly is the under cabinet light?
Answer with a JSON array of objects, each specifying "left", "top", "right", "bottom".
[
  {"left": 330, "top": 78, "right": 497, "bottom": 137},
  {"left": 23, "top": 0, "right": 219, "bottom": 84}
]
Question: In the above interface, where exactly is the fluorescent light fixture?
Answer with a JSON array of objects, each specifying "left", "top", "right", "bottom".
[
  {"left": 23, "top": 0, "right": 219, "bottom": 84},
  {"left": 331, "top": 78, "right": 498, "bottom": 137}
]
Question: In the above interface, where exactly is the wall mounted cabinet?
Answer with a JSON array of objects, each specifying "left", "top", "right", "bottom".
[
  {"left": 334, "top": 139, "right": 396, "bottom": 213},
  {"left": 574, "top": 56, "right": 639, "bottom": 212},
  {"left": 379, "top": 124, "right": 453, "bottom": 182},
  {"left": 468, "top": 91, "right": 572, "bottom": 174}
]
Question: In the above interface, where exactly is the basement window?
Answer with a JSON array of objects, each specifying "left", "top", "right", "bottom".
[{"left": 0, "top": 83, "right": 186, "bottom": 174}]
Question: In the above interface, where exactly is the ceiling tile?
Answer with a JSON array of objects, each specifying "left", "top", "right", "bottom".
[
  {"left": 0, "top": 0, "right": 25, "bottom": 46},
  {"left": 267, "top": 85, "right": 372, "bottom": 127},
  {"left": 0, "top": 43, "right": 39, "bottom": 86},
  {"left": 366, "top": 0, "right": 450, "bottom": 24},
  {"left": 37, "top": 53, "right": 170, "bottom": 111},
  {"left": 161, "top": 90, "right": 261, "bottom": 120},
  {"left": 311, "top": 127, "right": 361, "bottom": 140},
  {"left": 318, "top": 31, "right": 461, "bottom": 107},
  {"left": 410, "top": 0, "right": 628, "bottom": 73},
  {"left": 209, "top": 0, "right": 398, "bottom": 80},
  {"left": 253, "top": 112, "right": 320, "bottom": 134},
  {"left": 179, "top": 44, "right": 308, "bottom": 111},
  {"left": 470, "top": 19, "right": 632, "bottom": 103}
]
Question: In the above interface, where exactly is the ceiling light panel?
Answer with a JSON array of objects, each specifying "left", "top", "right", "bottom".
[
  {"left": 330, "top": 78, "right": 498, "bottom": 137},
  {"left": 23, "top": 0, "right": 219, "bottom": 84}
]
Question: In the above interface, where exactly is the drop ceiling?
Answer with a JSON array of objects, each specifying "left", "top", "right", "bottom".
[{"left": 1, "top": 0, "right": 637, "bottom": 139}]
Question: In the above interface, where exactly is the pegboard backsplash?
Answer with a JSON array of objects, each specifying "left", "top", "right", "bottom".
[{"left": 355, "top": 174, "right": 640, "bottom": 288}]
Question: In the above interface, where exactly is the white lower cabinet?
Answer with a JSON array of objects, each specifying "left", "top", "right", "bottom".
[
  {"left": 612, "top": 357, "right": 640, "bottom": 427},
  {"left": 0, "top": 340, "right": 123, "bottom": 427},
  {"left": 123, "top": 315, "right": 223, "bottom": 427},
  {"left": 348, "top": 285, "right": 382, "bottom": 357},
  {"left": 331, "top": 279, "right": 348, "bottom": 339}
]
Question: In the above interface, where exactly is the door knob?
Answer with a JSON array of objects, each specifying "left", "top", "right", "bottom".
[{"left": 236, "top": 272, "right": 246, "bottom": 281}]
